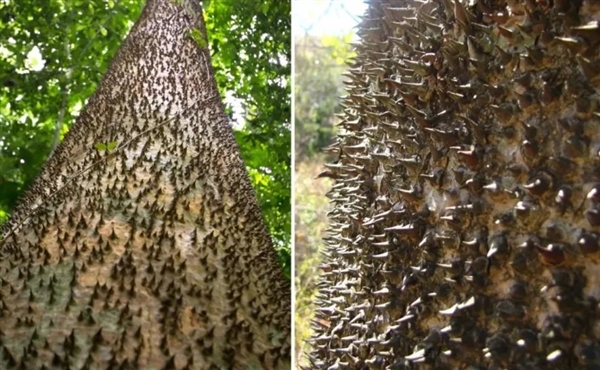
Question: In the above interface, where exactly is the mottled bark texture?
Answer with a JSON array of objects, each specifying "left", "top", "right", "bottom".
[
  {"left": 309, "top": 1, "right": 600, "bottom": 369},
  {"left": 0, "top": 0, "right": 290, "bottom": 369}
]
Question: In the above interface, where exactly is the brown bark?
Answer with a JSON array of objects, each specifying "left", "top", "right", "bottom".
[
  {"left": 309, "top": 0, "right": 599, "bottom": 369},
  {"left": 0, "top": 0, "right": 290, "bottom": 369}
]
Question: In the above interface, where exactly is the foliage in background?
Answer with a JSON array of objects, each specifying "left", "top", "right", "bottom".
[
  {"left": 0, "top": 0, "right": 290, "bottom": 276},
  {"left": 0, "top": 0, "right": 143, "bottom": 224},
  {"left": 294, "top": 33, "right": 355, "bottom": 365},
  {"left": 294, "top": 34, "right": 354, "bottom": 161},
  {"left": 205, "top": 0, "right": 291, "bottom": 276},
  {"left": 294, "top": 160, "right": 332, "bottom": 366}
]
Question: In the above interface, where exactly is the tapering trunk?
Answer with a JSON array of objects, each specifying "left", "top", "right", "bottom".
[
  {"left": 0, "top": 0, "right": 290, "bottom": 369},
  {"left": 309, "top": 1, "right": 599, "bottom": 369}
]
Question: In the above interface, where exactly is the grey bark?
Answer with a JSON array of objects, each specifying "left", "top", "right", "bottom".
[{"left": 0, "top": 0, "right": 290, "bottom": 369}]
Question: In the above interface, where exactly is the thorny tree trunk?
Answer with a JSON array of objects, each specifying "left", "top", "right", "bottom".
[
  {"left": 310, "top": 0, "right": 600, "bottom": 369},
  {"left": 0, "top": 0, "right": 290, "bottom": 369}
]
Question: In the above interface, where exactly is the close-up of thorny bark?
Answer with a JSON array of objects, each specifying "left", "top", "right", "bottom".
[
  {"left": 0, "top": 0, "right": 290, "bottom": 369},
  {"left": 309, "top": 0, "right": 600, "bottom": 369}
]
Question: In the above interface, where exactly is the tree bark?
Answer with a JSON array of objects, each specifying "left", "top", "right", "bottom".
[
  {"left": 309, "top": 0, "right": 599, "bottom": 369},
  {"left": 0, "top": 0, "right": 290, "bottom": 369}
]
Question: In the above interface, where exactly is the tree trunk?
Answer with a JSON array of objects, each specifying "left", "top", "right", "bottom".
[
  {"left": 0, "top": 0, "right": 290, "bottom": 369},
  {"left": 310, "top": 1, "right": 599, "bottom": 369}
]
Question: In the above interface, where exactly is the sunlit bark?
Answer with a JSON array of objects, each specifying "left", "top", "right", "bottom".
[{"left": 0, "top": 1, "right": 290, "bottom": 368}]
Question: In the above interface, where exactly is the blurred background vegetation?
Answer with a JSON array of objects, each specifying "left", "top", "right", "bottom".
[
  {"left": 294, "top": 0, "right": 364, "bottom": 365},
  {"left": 0, "top": 0, "right": 291, "bottom": 276}
]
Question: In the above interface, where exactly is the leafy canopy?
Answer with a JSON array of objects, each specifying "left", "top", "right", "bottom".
[{"left": 294, "top": 34, "right": 355, "bottom": 161}]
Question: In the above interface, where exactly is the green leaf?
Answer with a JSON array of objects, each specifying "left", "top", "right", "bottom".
[
  {"left": 189, "top": 28, "right": 207, "bottom": 49},
  {"left": 94, "top": 142, "right": 108, "bottom": 151},
  {"left": 260, "top": 2, "right": 269, "bottom": 14},
  {"left": 106, "top": 141, "right": 118, "bottom": 150},
  {"left": 95, "top": 141, "right": 117, "bottom": 151}
]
